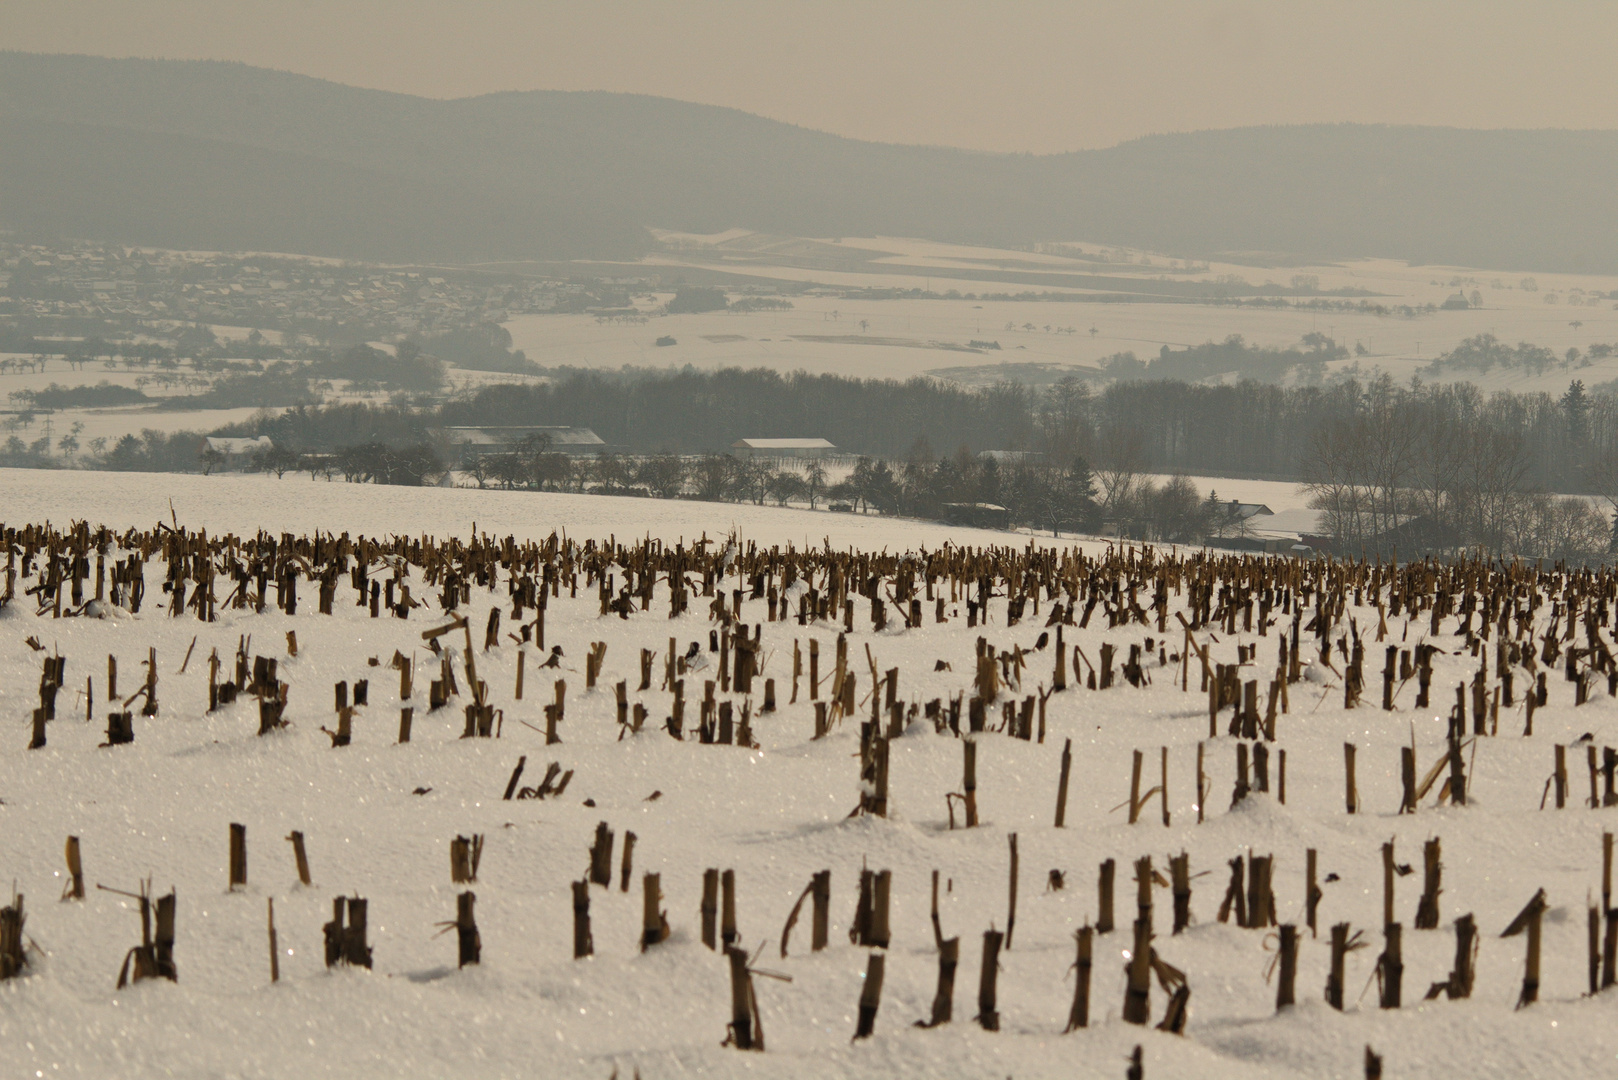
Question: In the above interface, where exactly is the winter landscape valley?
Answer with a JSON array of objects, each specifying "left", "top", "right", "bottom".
[{"left": 9, "top": 11, "right": 1618, "bottom": 1078}]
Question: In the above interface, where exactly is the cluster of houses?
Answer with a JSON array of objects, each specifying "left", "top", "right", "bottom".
[{"left": 0, "top": 240, "right": 624, "bottom": 339}]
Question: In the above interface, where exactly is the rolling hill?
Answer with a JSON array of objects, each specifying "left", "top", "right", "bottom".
[{"left": 5, "top": 52, "right": 1618, "bottom": 272}]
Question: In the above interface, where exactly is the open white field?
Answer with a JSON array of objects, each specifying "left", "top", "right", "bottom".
[
  {"left": 503, "top": 236, "right": 1618, "bottom": 395},
  {"left": 0, "top": 466, "right": 1319, "bottom": 556},
  {"left": 0, "top": 467, "right": 1076, "bottom": 554},
  {"left": 0, "top": 475, "right": 1615, "bottom": 1078}
]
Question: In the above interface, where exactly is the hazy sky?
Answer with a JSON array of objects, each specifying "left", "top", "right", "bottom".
[{"left": 11, "top": 1, "right": 1618, "bottom": 154}]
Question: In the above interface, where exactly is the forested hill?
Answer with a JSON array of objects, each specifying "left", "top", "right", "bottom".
[{"left": 6, "top": 51, "right": 1618, "bottom": 272}]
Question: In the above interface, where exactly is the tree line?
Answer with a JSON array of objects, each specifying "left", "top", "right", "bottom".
[
  {"left": 1298, "top": 376, "right": 1613, "bottom": 562},
  {"left": 434, "top": 363, "right": 1618, "bottom": 560},
  {"left": 452, "top": 434, "right": 1109, "bottom": 536},
  {"left": 437, "top": 362, "right": 1613, "bottom": 492},
  {"left": 446, "top": 435, "right": 1276, "bottom": 546},
  {"left": 9, "top": 348, "right": 1615, "bottom": 561}
]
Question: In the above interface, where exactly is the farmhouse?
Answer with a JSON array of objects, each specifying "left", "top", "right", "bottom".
[
  {"left": 731, "top": 437, "right": 837, "bottom": 460},
  {"left": 204, "top": 435, "right": 273, "bottom": 458},
  {"left": 443, "top": 426, "right": 607, "bottom": 457},
  {"left": 1220, "top": 500, "right": 1271, "bottom": 520}
]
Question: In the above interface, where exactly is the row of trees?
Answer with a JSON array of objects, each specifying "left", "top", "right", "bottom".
[
  {"left": 439, "top": 360, "right": 1618, "bottom": 498},
  {"left": 1301, "top": 376, "right": 1613, "bottom": 562},
  {"left": 0, "top": 429, "right": 210, "bottom": 473},
  {"left": 1427, "top": 333, "right": 1564, "bottom": 377},
  {"left": 1103, "top": 332, "right": 1351, "bottom": 384},
  {"left": 439, "top": 366, "right": 1042, "bottom": 461},
  {"left": 1427, "top": 333, "right": 1618, "bottom": 376},
  {"left": 23, "top": 346, "right": 1611, "bottom": 559},
  {"left": 457, "top": 429, "right": 1610, "bottom": 559},
  {"left": 247, "top": 441, "right": 443, "bottom": 486},
  {"left": 457, "top": 434, "right": 1223, "bottom": 539},
  {"left": 10, "top": 322, "right": 1617, "bottom": 500},
  {"left": 457, "top": 445, "right": 1106, "bottom": 533},
  {"left": 216, "top": 360, "right": 1618, "bottom": 559},
  {"left": 1090, "top": 372, "right": 1615, "bottom": 496},
  {"left": 452, "top": 438, "right": 1284, "bottom": 543}
]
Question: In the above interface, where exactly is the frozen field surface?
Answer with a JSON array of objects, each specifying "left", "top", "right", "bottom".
[
  {"left": 0, "top": 468, "right": 1061, "bottom": 554},
  {"left": 0, "top": 473, "right": 1613, "bottom": 1079},
  {"left": 503, "top": 237, "right": 1618, "bottom": 394}
]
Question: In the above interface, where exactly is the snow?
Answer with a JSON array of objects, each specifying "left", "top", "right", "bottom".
[
  {"left": 0, "top": 470, "right": 1616, "bottom": 1078},
  {"left": 0, "top": 468, "right": 1073, "bottom": 553},
  {"left": 504, "top": 236, "right": 1618, "bottom": 393}
]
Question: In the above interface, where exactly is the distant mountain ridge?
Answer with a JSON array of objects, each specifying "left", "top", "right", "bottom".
[{"left": 5, "top": 51, "right": 1618, "bottom": 272}]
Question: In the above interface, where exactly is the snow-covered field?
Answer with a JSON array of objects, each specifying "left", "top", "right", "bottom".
[
  {"left": 1, "top": 473, "right": 1616, "bottom": 1079},
  {"left": 503, "top": 235, "right": 1618, "bottom": 394},
  {"left": 508, "top": 293, "right": 1618, "bottom": 390},
  {"left": 0, "top": 468, "right": 1068, "bottom": 554}
]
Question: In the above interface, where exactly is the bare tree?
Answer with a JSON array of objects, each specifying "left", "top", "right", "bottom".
[
  {"left": 766, "top": 471, "right": 807, "bottom": 507},
  {"left": 1302, "top": 415, "right": 1373, "bottom": 552},
  {"left": 804, "top": 460, "right": 828, "bottom": 510},
  {"left": 1093, "top": 423, "right": 1147, "bottom": 523},
  {"left": 637, "top": 454, "right": 687, "bottom": 500},
  {"left": 1453, "top": 422, "right": 1530, "bottom": 554},
  {"left": 1144, "top": 475, "right": 1206, "bottom": 543}
]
